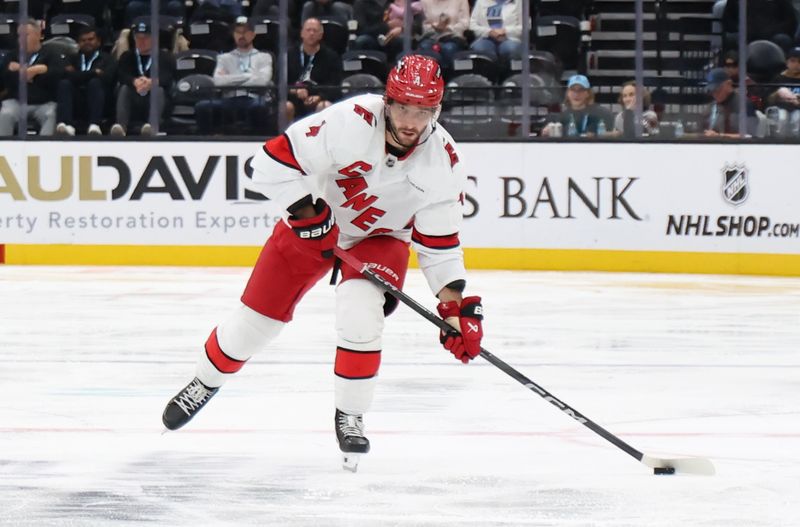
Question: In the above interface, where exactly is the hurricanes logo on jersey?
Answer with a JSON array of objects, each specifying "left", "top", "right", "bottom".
[{"left": 305, "top": 120, "right": 326, "bottom": 137}]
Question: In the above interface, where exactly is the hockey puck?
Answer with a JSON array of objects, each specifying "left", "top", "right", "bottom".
[{"left": 654, "top": 467, "right": 675, "bottom": 475}]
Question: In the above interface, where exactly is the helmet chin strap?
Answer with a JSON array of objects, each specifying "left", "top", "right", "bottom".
[{"left": 384, "top": 103, "right": 438, "bottom": 152}]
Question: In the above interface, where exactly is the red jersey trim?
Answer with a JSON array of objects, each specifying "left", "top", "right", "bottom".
[
  {"left": 263, "top": 134, "right": 304, "bottom": 173},
  {"left": 411, "top": 227, "right": 460, "bottom": 250},
  {"left": 385, "top": 141, "right": 418, "bottom": 160}
]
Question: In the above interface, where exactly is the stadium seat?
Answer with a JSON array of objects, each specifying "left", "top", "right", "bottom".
[
  {"left": 186, "top": 19, "right": 232, "bottom": 53},
  {"left": 170, "top": 73, "right": 217, "bottom": 130},
  {"left": 509, "top": 50, "right": 560, "bottom": 85},
  {"left": 534, "top": 15, "right": 581, "bottom": 71},
  {"left": 747, "top": 40, "right": 786, "bottom": 82},
  {"left": 443, "top": 73, "right": 494, "bottom": 109},
  {"left": 320, "top": 17, "right": 349, "bottom": 55},
  {"left": 46, "top": 13, "right": 95, "bottom": 41},
  {"left": 501, "top": 72, "right": 559, "bottom": 106},
  {"left": 0, "top": 15, "right": 17, "bottom": 49},
  {"left": 449, "top": 51, "right": 497, "bottom": 83},
  {"left": 175, "top": 49, "right": 218, "bottom": 80},
  {"left": 41, "top": 36, "right": 78, "bottom": 59},
  {"left": 251, "top": 17, "right": 280, "bottom": 52},
  {"left": 441, "top": 74, "right": 503, "bottom": 139},
  {"left": 341, "top": 73, "right": 384, "bottom": 98},
  {"left": 535, "top": 0, "right": 591, "bottom": 18},
  {"left": 341, "top": 50, "right": 388, "bottom": 81}
]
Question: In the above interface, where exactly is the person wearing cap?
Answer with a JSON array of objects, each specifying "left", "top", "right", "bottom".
[
  {"left": 702, "top": 67, "right": 758, "bottom": 138},
  {"left": 111, "top": 20, "right": 177, "bottom": 136},
  {"left": 195, "top": 17, "right": 275, "bottom": 135},
  {"left": 541, "top": 74, "right": 613, "bottom": 137},
  {"left": 468, "top": 0, "right": 523, "bottom": 67},
  {"left": 765, "top": 47, "right": 800, "bottom": 109}
]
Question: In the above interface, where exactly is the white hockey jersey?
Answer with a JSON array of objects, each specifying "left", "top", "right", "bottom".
[{"left": 250, "top": 93, "right": 467, "bottom": 295}]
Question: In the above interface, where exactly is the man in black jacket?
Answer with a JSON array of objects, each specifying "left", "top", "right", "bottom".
[
  {"left": 111, "top": 20, "right": 176, "bottom": 136},
  {"left": 0, "top": 19, "right": 65, "bottom": 136},
  {"left": 286, "top": 17, "right": 343, "bottom": 122},
  {"left": 56, "top": 26, "right": 116, "bottom": 136}
]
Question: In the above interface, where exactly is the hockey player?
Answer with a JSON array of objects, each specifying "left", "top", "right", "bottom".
[{"left": 162, "top": 55, "right": 485, "bottom": 471}]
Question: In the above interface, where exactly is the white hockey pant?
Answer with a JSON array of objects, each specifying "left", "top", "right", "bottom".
[
  {"left": 195, "top": 304, "right": 284, "bottom": 387},
  {"left": 334, "top": 279, "right": 385, "bottom": 416}
]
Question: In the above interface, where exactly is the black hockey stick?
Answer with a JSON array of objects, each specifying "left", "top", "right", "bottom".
[{"left": 333, "top": 246, "right": 715, "bottom": 476}]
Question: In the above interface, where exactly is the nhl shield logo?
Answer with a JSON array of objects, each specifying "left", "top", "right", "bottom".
[{"left": 722, "top": 164, "right": 749, "bottom": 205}]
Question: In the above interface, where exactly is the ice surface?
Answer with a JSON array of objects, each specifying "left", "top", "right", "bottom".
[{"left": 1, "top": 266, "right": 799, "bottom": 526}]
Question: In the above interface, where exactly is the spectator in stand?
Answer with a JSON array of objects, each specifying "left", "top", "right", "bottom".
[
  {"left": 112, "top": 19, "right": 176, "bottom": 136},
  {"left": 721, "top": 49, "right": 764, "bottom": 108},
  {"left": 765, "top": 46, "right": 800, "bottom": 109},
  {"left": 612, "top": 81, "right": 659, "bottom": 138},
  {"left": 195, "top": 18, "right": 274, "bottom": 135},
  {"left": 0, "top": 19, "right": 64, "bottom": 136},
  {"left": 418, "top": 0, "right": 469, "bottom": 69},
  {"left": 468, "top": 0, "right": 523, "bottom": 66},
  {"left": 541, "top": 75, "right": 613, "bottom": 137},
  {"left": 286, "top": 17, "right": 343, "bottom": 122},
  {"left": 721, "top": 50, "right": 755, "bottom": 89},
  {"left": 55, "top": 26, "right": 116, "bottom": 136},
  {"left": 301, "top": 0, "right": 353, "bottom": 24},
  {"left": 722, "top": 0, "right": 798, "bottom": 52},
  {"left": 352, "top": 0, "right": 389, "bottom": 50},
  {"left": 702, "top": 67, "right": 758, "bottom": 138},
  {"left": 352, "top": 0, "right": 423, "bottom": 62},
  {"left": 383, "top": 0, "right": 424, "bottom": 58}
]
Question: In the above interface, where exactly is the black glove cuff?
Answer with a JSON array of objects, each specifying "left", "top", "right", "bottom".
[
  {"left": 460, "top": 301, "right": 483, "bottom": 321},
  {"left": 287, "top": 199, "right": 335, "bottom": 240}
]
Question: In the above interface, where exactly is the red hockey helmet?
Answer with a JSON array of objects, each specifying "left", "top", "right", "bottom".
[{"left": 385, "top": 55, "right": 444, "bottom": 107}]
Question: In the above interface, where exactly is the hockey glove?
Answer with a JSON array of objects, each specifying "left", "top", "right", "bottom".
[
  {"left": 286, "top": 199, "right": 339, "bottom": 260},
  {"left": 437, "top": 296, "right": 483, "bottom": 363}
]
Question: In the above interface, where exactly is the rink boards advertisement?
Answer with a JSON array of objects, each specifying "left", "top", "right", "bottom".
[{"left": 0, "top": 141, "right": 798, "bottom": 274}]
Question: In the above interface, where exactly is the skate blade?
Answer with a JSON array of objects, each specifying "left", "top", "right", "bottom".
[{"left": 342, "top": 453, "right": 361, "bottom": 473}]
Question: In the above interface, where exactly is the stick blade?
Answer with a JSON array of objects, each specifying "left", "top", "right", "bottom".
[{"left": 641, "top": 454, "right": 716, "bottom": 476}]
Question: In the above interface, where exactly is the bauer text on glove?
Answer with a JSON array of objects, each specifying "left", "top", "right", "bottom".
[{"left": 286, "top": 198, "right": 339, "bottom": 260}]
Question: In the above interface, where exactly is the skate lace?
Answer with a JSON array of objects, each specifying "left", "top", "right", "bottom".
[
  {"left": 175, "top": 380, "right": 212, "bottom": 416},
  {"left": 337, "top": 413, "right": 365, "bottom": 438}
]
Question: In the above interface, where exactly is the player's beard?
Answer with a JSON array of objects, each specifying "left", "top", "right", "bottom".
[
  {"left": 394, "top": 126, "right": 422, "bottom": 148},
  {"left": 386, "top": 116, "right": 431, "bottom": 151}
]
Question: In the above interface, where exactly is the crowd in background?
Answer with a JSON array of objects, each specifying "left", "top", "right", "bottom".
[{"left": 0, "top": 0, "right": 799, "bottom": 138}]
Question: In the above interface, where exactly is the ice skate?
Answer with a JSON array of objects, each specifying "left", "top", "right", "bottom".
[
  {"left": 162, "top": 377, "right": 219, "bottom": 430},
  {"left": 335, "top": 409, "right": 370, "bottom": 472}
]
